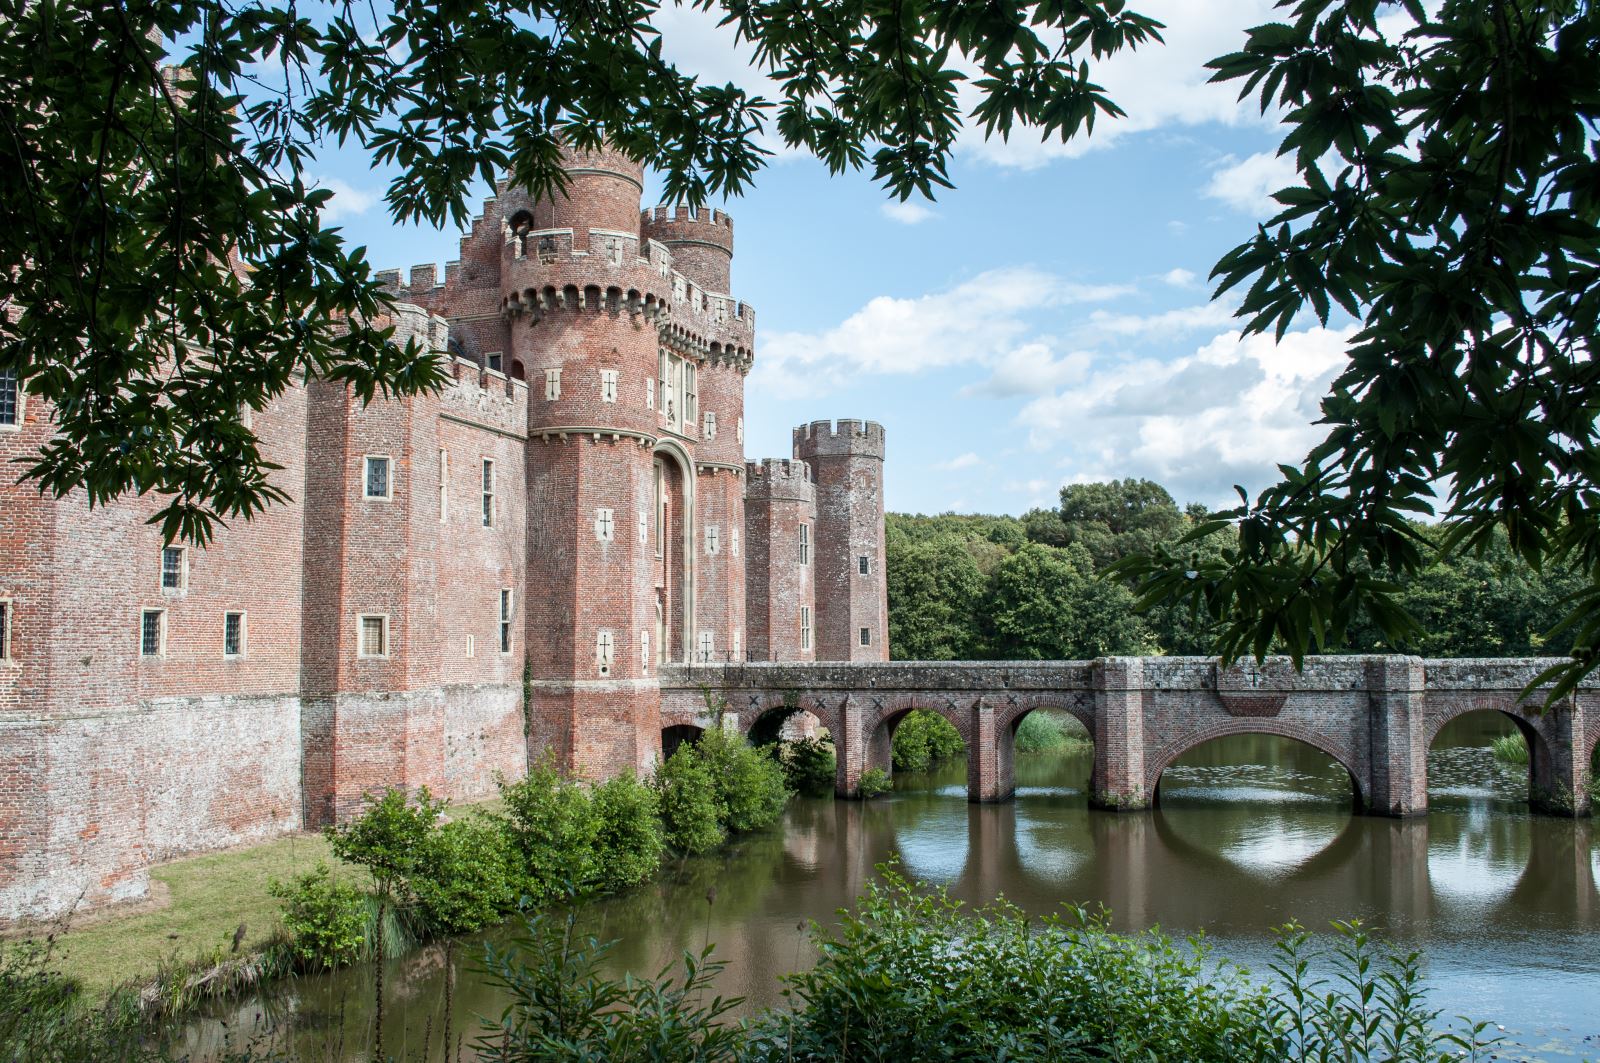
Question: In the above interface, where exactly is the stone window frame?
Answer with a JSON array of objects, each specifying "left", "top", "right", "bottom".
[
  {"left": 0, "top": 367, "right": 23, "bottom": 430},
  {"left": 544, "top": 367, "right": 562, "bottom": 401},
  {"left": 859, "top": 626, "right": 872, "bottom": 647},
  {"left": 798, "top": 523, "right": 810, "bottom": 566},
  {"left": 0, "top": 598, "right": 12, "bottom": 662},
  {"left": 485, "top": 351, "right": 504, "bottom": 374},
  {"left": 499, "top": 588, "right": 514, "bottom": 654},
  {"left": 800, "top": 606, "right": 811, "bottom": 651},
  {"left": 682, "top": 361, "right": 698, "bottom": 427},
  {"left": 596, "top": 629, "right": 615, "bottom": 677},
  {"left": 858, "top": 554, "right": 870, "bottom": 576},
  {"left": 160, "top": 546, "right": 188, "bottom": 593},
  {"left": 601, "top": 369, "right": 619, "bottom": 404},
  {"left": 223, "top": 611, "right": 247, "bottom": 658},
  {"left": 140, "top": 608, "right": 167, "bottom": 659},
  {"left": 363, "top": 454, "right": 393, "bottom": 501},
  {"left": 481, "top": 458, "right": 496, "bottom": 528},
  {"left": 357, "top": 613, "right": 390, "bottom": 658},
  {"left": 465, "top": 634, "right": 476, "bottom": 659}
]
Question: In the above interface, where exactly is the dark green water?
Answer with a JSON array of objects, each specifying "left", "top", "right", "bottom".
[{"left": 185, "top": 714, "right": 1600, "bottom": 1061}]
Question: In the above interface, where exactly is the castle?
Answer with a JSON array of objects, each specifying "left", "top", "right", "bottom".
[{"left": 0, "top": 143, "right": 888, "bottom": 922}]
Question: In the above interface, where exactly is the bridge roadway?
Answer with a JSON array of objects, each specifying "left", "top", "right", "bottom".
[{"left": 659, "top": 656, "right": 1598, "bottom": 816}]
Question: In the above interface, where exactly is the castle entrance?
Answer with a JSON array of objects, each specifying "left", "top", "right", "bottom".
[{"left": 653, "top": 447, "right": 692, "bottom": 664}]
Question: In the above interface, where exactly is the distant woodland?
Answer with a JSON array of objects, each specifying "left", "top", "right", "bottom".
[{"left": 886, "top": 479, "right": 1583, "bottom": 662}]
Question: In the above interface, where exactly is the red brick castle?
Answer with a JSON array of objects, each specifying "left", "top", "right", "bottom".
[{"left": 0, "top": 143, "right": 888, "bottom": 921}]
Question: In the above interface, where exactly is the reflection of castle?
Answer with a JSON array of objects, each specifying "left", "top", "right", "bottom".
[{"left": 0, "top": 143, "right": 887, "bottom": 921}]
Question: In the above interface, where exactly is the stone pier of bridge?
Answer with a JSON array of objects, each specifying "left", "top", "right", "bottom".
[{"left": 659, "top": 656, "right": 1598, "bottom": 817}]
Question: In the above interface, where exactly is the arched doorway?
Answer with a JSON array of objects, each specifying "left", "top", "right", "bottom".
[
  {"left": 661, "top": 724, "right": 703, "bottom": 760},
  {"left": 652, "top": 444, "right": 694, "bottom": 664}
]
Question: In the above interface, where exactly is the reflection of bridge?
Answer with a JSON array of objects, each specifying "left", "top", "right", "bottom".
[{"left": 660, "top": 656, "right": 1598, "bottom": 816}]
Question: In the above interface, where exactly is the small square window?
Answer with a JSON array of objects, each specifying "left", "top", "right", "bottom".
[
  {"left": 359, "top": 615, "right": 388, "bottom": 658},
  {"left": 859, "top": 555, "right": 870, "bottom": 575},
  {"left": 364, "top": 456, "right": 392, "bottom": 499},
  {"left": 0, "top": 599, "right": 12, "bottom": 661},
  {"left": 161, "top": 546, "right": 186, "bottom": 591},
  {"left": 544, "top": 368, "right": 562, "bottom": 401},
  {"left": 601, "top": 370, "right": 619, "bottom": 403},
  {"left": 0, "top": 368, "right": 20, "bottom": 429},
  {"left": 486, "top": 352, "right": 504, "bottom": 373},
  {"left": 224, "top": 612, "right": 246, "bottom": 657},
  {"left": 859, "top": 626, "right": 872, "bottom": 647},
  {"left": 141, "top": 609, "right": 165, "bottom": 657}
]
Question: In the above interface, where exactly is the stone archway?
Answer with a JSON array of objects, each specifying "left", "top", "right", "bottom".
[
  {"left": 1144, "top": 721, "right": 1370, "bottom": 813},
  {"left": 651, "top": 442, "right": 695, "bottom": 665}
]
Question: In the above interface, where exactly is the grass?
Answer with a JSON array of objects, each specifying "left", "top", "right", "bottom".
[{"left": 1491, "top": 733, "right": 1529, "bottom": 765}]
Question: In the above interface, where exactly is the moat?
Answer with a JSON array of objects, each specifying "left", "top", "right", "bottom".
[{"left": 184, "top": 714, "right": 1600, "bottom": 1061}]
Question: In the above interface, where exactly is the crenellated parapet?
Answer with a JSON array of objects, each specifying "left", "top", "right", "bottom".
[
  {"left": 439, "top": 356, "right": 528, "bottom": 438},
  {"left": 793, "top": 419, "right": 886, "bottom": 461},
  {"left": 744, "top": 458, "right": 814, "bottom": 502},
  {"left": 640, "top": 204, "right": 734, "bottom": 293}
]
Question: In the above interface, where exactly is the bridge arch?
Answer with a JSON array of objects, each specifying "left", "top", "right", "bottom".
[
  {"left": 661, "top": 724, "right": 703, "bottom": 759},
  {"left": 1145, "top": 720, "right": 1369, "bottom": 812},
  {"left": 1424, "top": 693, "right": 1586, "bottom": 813},
  {"left": 860, "top": 696, "right": 975, "bottom": 789}
]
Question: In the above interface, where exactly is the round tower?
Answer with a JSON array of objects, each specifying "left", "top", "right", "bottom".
[
  {"left": 792, "top": 420, "right": 887, "bottom": 662},
  {"left": 515, "top": 142, "right": 646, "bottom": 253},
  {"left": 744, "top": 459, "right": 817, "bottom": 662},
  {"left": 641, "top": 205, "right": 734, "bottom": 293}
]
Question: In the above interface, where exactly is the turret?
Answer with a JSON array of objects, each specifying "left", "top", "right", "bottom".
[
  {"left": 641, "top": 205, "right": 734, "bottom": 293},
  {"left": 792, "top": 421, "right": 887, "bottom": 662},
  {"left": 744, "top": 459, "right": 817, "bottom": 662}
]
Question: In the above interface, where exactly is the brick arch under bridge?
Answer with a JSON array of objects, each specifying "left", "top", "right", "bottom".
[{"left": 660, "top": 656, "right": 1598, "bottom": 816}]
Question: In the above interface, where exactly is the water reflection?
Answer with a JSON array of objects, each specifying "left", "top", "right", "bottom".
[{"left": 185, "top": 715, "right": 1600, "bottom": 1061}]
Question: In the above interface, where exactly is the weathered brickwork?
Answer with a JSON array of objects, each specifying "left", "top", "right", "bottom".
[
  {"left": 794, "top": 420, "right": 888, "bottom": 662},
  {"left": 663, "top": 657, "right": 1599, "bottom": 816},
  {"left": 0, "top": 142, "right": 888, "bottom": 921}
]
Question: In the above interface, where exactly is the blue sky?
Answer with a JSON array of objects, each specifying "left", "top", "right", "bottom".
[{"left": 311, "top": 0, "right": 1357, "bottom": 516}]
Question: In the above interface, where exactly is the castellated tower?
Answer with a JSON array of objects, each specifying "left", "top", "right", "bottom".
[
  {"left": 743, "top": 459, "right": 817, "bottom": 661},
  {"left": 793, "top": 420, "right": 888, "bottom": 661}
]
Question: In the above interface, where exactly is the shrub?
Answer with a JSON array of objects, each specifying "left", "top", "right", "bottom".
[
  {"left": 1015, "top": 710, "right": 1093, "bottom": 755},
  {"left": 699, "top": 726, "right": 790, "bottom": 834},
  {"left": 779, "top": 736, "right": 837, "bottom": 797},
  {"left": 413, "top": 817, "right": 515, "bottom": 935},
  {"left": 270, "top": 863, "right": 369, "bottom": 970},
  {"left": 497, "top": 761, "right": 599, "bottom": 904},
  {"left": 857, "top": 767, "right": 892, "bottom": 798},
  {"left": 653, "top": 743, "right": 725, "bottom": 855},
  {"left": 325, "top": 786, "right": 446, "bottom": 906},
  {"left": 890, "top": 710, "right": 964, "bottom": 773},
  {"left": 590, "top": 773, "right": 666, "bottom": 893},
  {"left": 1492, "top": 732, "right": 1529, "bottom": 765}
]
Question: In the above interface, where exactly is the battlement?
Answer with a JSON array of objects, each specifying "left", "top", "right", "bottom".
[
  {"left": 641, "top": 204, "right": 734, "bottom": 239},
  {"left": 387, "top": 302, "right": 450, "bottom": 353},
  {"left": 792, "top": 419, "right": 887, "bottom": 460},
  {"left": 440, "top": 356, "right": 528, "bottom": 436},
  {"left": 744, "top": 458, "right": 816, "bottom": 502},
  {"left": 641, "top": 204, "right": 734, "bottom": 293}
]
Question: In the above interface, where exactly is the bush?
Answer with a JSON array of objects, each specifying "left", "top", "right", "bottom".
[
  {"left": 1492, "top": 732, "right": 1529, "bottom": 765},
  {"left": 325, "top": 786, "right": 446, "bottom": 905},
  {"left": 270, "top": 863, "right": 369, "bottom": 970},
  {"left": 497, "top": 761, "right": 599, "bottom": 904},
  {"left": 590, "top": 774, "right": 666, "bottom": 893},
  {"left": 779, "top": 737, "right": 837, "bottom": 797},
  {"left": 890, "top": 710, "right": 964, "bottom": 773},
  {"left": 413, "top": 817, "right": 515, "bottom": 935},
  {"left": 653, "top": 743, "right": 726, "bottom": 855},
  {"left": 1015, "top": 710, "right": 1092, "bottom": 755},
  {"left": 857, "top": 767, "right": 892, "bottom": 798},
  {"left": 698, "top": 727, "right": 790, "bottom": 834}
]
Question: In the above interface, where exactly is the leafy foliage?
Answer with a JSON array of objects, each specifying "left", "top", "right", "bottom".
[
  {"left": 496, "top": 761, "right": 601, "bottom": 905},
  {"left": 325, "top": 786, "right": 445, "bottom": 904},
  {"left": 267, "top": 863, "right": 369, "bottom": 970},
  {"left": 890, "top": 710, "right": 965, "bottom": 773},
  {"left": 776, "top": 736, "right": 838, "bottom": 797},
  {"left": 413, "top": 818, "right": 516, "bottom": 935},
  {"left": 1, "top": 0, "right": 1162, "bottom": 540},
  {"left": 1114, "top": 0, "right": 1600, "bottom": 702},
  {"left": 589, "top": 773, "right": 667, "bottom": 894},
  {"left": 653, "top": 743, "right": 728, "bottom": 855},
  {"left": 856, "top": 767, "right": 893, "bottom": 799},
  {"left": 696, "top": 727, "right": 791, "bottom": 835}
]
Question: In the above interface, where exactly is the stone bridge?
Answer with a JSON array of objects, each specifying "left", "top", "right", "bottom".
[{"left": 659, "top": 656, "right": 1599, "bottom": 816}]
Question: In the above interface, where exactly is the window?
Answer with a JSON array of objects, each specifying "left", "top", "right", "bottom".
[
  {"left": 646, "top": 378, "right": 655, "bottom": 410},
  {"left": 640, "top": 629, "right": 650, "bottom": 675},
  {"left": 637, "top": 507, "right": 648, "bottom": 544},
  {"left": 0, "top": 599, "right": 11, "bottom": 661},
  {"left": 860, "top": 626, "right": 872, "bottom": 647},
  {"left": 224, "top": 612, "right": 245, "bottom": 657},
  {"left": 596, "top": 630, "right": 614, "bottom": 677},
  {"left": 0, "top": 368, "right": 20, "bottom": 428},
  {"left": 682, "top": 361, "right": 698, "bottom": 426},
  {"left": 732, "top": 630, "right": 741, "bottom": 661},
  {"left": 800, "top": 607, "right": 811, "bottom": 651},
  {"left": 141, "top": 609, "right": 165, "bottom": 657},
  {"left": 544, "top": 368, "right": 562, "bottom": 400},
  {"left": 465, "top": 635, "right": 476, "bottom": 658},
  {"left": 601, "top": 370, "right": 618, "bottom": 403},
  {"left": 705, "top": 525, "right": 719, "bottom": 555},
  {"left": 482, "top": 460, "right": 496, "bottom": 527},
  {"left": 364, "top": 456, "right": 392, "bottom": 500},
  {"left": 859, "top": 554, "right": 870, "bottom": 575},
  {"left": 359, "top": 615, "right": 388, "bottom": 657},
  {"left": 730, "top": 527, "right": 740, "bottom": 558},
  {"left": 736, "top": 416, "right": 744, "bottom": 444},
  {"left": 439, "top": 449, "right": 449, "bottom": 523},
  {"left": 659, "top": 350, "right": 677, "bottom": 428},
  {"left": 486, "top": 352, "right": 504, "bottom": 373},
  {"left": 499, "top": 589, "right": 514, "bottom": 653},
  {"left": 698, "top": 630, "right": 714, "bottom": 662},
  {"left": 798, "top": 523, "right": 810, "bottom": 566},
  {"left": 654, "top": 462, "right": 667, "bottom": 558},
  {"left": 160, "top": 546, "right": 186, "bottom": 591},
  {"left": 704, "top": 411, "right": 717, "bottom": 439},
  {"left": 595, "top": 508, "right": 615, "bottom": 543}
]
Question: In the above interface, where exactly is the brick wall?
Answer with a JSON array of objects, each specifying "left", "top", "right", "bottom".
[{"left": 793, "top": 420, "right": 888, "bottom": 661}]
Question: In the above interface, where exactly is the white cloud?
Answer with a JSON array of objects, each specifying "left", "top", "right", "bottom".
[
  {"left": 312, "top": 176, "right": 380, "bottom": 222},
  {"left": 963, "top": 343, "right": 1093, "bottom": 398},
  {"left": 1084, "top": 300, "right": 1237, "bottom": 338},
  {"left": 1204, "top": 151, "right": 1300, "bottom": 214},
  {"left": 1162, "top": 267, "right": 1198, "bottom": 288},
  {"left": 881, "top": 200, "right": 938, "bottom": 225},
  {"left": 937, "top": 453, "right": 983, "bottom": 471},
  {"left": 751, "top": 268, "right": 1131, "bottom": 397},
  {"left": 1018, "top": 324, "right": 1357, "bottom": 505}
]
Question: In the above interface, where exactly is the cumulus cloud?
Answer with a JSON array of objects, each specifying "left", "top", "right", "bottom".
[
  {"left": 1084, "top": 300, "right": 1237, "bottom": 338},
  {"left": 751, "top": 268, "right": 1131, "bottom": 397},
  {"left": 881, "top": 200, "right": 938, "bottom": 225},
  {"left": 1204, "top": 151, "right": 1300, "bottom": 214},
  {"left": 312, "top": 176, "right": 380, "bottom": 222},
  {"left": 937, "top": 453, "right": 983, "bottom": 471},
  {"left": 963, "top": 343, "right": 1093, "bottom": 398},
  {"left": 1162, "top": 267, "right": 1198, "bottom": 288},
  {"left": 1018, "top": 324, "right": 1357, "bottom": 505}
]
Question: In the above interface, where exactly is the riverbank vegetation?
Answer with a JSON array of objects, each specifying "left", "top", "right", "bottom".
[{"left": 888, "top": 479, "right": 1585, "bottom": 662}]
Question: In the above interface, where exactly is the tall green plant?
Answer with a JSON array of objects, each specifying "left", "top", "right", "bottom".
[
  {"left": 697, "top": 727, "right": 790, "bottom": 834},
  {"left": 653, "top": 743, "right": 725, "bottom": 855},
  {"left": 496, "top": 762, "right": 599, "bottom": 905},
  {"left": 590, "top": 774, "right": 667, "bottom": 893}
]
